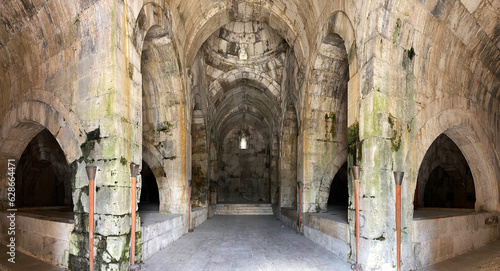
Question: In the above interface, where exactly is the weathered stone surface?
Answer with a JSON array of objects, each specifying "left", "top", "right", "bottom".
[{"left": 0, "top": 1, "right": 499, "bottom": 270}]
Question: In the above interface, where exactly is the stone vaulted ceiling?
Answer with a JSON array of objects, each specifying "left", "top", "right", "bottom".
[{"left": 200, "top": 8, "right": 287, "bottom": 141}]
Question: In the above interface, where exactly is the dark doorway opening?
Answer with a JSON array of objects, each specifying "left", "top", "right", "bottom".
[
  {"left": 15, "top": 129, "right": 72, "bottom": 209},
  {"left": 139, "top": 161, "right": 160, "bottom": 212},
  {"left": 328, "top": 162, "right": 349, "bottom": 208}
]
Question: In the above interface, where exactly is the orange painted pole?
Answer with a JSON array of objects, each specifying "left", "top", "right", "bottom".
[
  {"left": 85, "top": 166, "right": 97, "bottom": 271},
  {"left": 129, "top": 163, "right": 140, "bottom": 268},
  {"left": 188, "top": 180, "right": 193, "bottom": 232},
  {"left": 351, "top": 166, "right": 361, "bottom": 270},
  {"left": 394, "top": 171, "right": 405, "bottom": 271},
  {"left": 298, "top": 182, "right": 302, "bottom": 232}
]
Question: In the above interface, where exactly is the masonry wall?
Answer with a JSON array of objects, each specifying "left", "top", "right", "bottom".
[
  {"left": 413, "top": 212, "right": 500, "bottom": 268},
  {"left": 0, "top": 212, "right": 73, "bottom": 267},
  {"left": 0, "top": 1, "right": 499, "bottom": 270},
  {"left": 218, "top": 126, "right": 270, "bottom": 203}
]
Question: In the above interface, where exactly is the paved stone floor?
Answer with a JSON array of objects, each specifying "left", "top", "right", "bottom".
[
  {"left": 141, "top": 215, "right": 352, "bottom": 271},
  {"left": 1, "top": 215, "right": 499, "bottom": 270}
]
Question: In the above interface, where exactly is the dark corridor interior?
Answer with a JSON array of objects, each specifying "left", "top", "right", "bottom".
[
  {"left": 417, "top": 134, "right": 475, "bottom": 209},
  {"left": 15, "top": 129, "right": 72, "bottom": 208},
  {"left": 328, "top": 162, "right": 348, "bottom": 207},
  {"left": 139, "top": 161, "right": 160, "bottom": 212}
]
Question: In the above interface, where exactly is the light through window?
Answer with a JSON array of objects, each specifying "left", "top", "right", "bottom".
[{"left": 239, "top": 136, "right": 247, "bottom": 149}]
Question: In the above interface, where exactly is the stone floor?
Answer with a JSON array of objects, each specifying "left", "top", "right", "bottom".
[
  {"left": 141, "top": 215, "right": 352, "bottom": 271},
  {"left": 0, "top": 245, "right": 64, "bottom": 271},
  {"left": 1, "top": 214, "right": 499, "bottom": 270}
]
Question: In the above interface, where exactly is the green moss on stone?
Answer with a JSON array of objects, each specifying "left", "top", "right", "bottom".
[
  {"left": 157, "top": 121, "right": 173, "bottom": 133},
  {"left": 324, "top": 112, "right": 336, "bottom": 139},
  {"left": 128, "top": 64, "right": 134, "bottom": 79},
  {"left": 393, "top": 18, "right": 402, "bottom": 44},
  {"left": 388, "top": 114, "right": 402, "bottom": 152},
  {"left": 347, "top": 121, "right": 360, "bottom": 146},
  {"left": 408, "top": 47, "right": 415, "bottom": 60},
  {"left": 120, "top": 156, "right": 127, "bottom": 166},
  {"left": 347, "top": 41, "right": 356, "bottom": 64}
]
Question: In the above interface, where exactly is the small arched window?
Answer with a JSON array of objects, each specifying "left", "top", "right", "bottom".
[{"left": 239, "top": 134, "right": 248, "bottom": 149}]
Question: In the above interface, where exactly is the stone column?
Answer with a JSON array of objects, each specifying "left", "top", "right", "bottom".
[{"left": 69, "top": 0, "right": 142, "bottom": 270}]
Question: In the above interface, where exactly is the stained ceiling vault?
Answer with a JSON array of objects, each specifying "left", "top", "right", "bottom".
[{"left": 198, "top": 11, "right": 288, "bottom": 142}]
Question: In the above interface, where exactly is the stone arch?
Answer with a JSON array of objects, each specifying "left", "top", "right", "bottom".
[
  {"left": 141, "top": 143, "right": 166, "bottom": 211},
  {"left": 135, "top": 2, "right": 187, "bottom": 213},
  {"left": 404, "top": 104, "right": 500, "bottom": 212},
  {"left": 415, "top": 134, "right": 475, "bottom": 209},
  {"left": 0, "top": 100, "right": 85, "bottom": 209},
  {"left": 0, "top": 100, "right": 84, "bottom": 163},
  {"left": 327, "top": 161, "right": 349, "bottom": 207},
  {"left": 306, "top": 10, "right": 359, "bottom": 122},
  {"left": 132, "top": 1, "right": 174, "bottom": 54},
  {"left": 318, "top": 148, "right": 348, "bottom": 211},
  {"left": 184, "top": 1, "right": 308, "bottom": 67},
  {"left": 301, "top": 10, "right": 355, "bottom": 213},
  {"left": 312, "top": 11, "right": 358, "bottom": 81},
  {"left": 209, "top": 69, "right": 281, "bottom": 99}
]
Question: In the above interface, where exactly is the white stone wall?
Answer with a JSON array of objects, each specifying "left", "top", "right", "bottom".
[
  {"left": 140, "top": 214, "right": 184, "bottom": 261},
  {"left": 0, "top": 212, "right": 73, "bottom": 268},
  {"left": 191, "top": 206, "right": 216, "bottom": 229},
  {"left": 303, "top": 218, "right": 350, "bottom": 262},
  {"left": 413, "top": 212, "right": 500, "bottom": 269}
]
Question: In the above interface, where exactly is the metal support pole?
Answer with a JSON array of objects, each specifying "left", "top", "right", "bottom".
[
  {"left": 85, "top": 166, "right": 97, "bottom": 271},
  {"left": 351, "top": 166, "right": 362, "bottom": 270},
  {"left": 298, "top": 182, "right": 302, "bottom": 233},
  {"left": 129, "top": 163, "right": 141, "bottom": 270},
  {"left": 394, "top": 171, "right": 404, "bottom": 271},
  {"left": 188, "top": 180, "right": 193, "bottom": 232}
]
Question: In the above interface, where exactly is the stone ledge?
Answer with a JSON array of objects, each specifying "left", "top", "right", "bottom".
[
  {"left": 0, "top": 211, "right": 73, "bottom": 268},
  {"left": 413, "top": 211, "right": 500, "bottom": 269}
]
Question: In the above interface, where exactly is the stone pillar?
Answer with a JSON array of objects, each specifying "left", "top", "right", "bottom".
[
  {"left": 68, "top": 0, "right": 142, "bottom": 270},
  {"left": 355, "top": 89, "right": 395, "bottom": 270},
  {"left": 270, "top": 132, "right": 280, "bottom": 204},
  {"left": 280, "top": 106, "right": 299, "bottom": 208}
]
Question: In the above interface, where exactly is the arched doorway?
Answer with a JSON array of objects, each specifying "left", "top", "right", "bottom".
[
  {"left": 328, "top": 162, "right": 348, "bottom": 208},
  {"left": 139, "top": 161, "right": 160, "bottom": 212},
  {"left": 16, "top": 128, "right": 73, "bottom": 209},
  {"left": 415, "top": 133, "right": 475, "bottom": 209}
]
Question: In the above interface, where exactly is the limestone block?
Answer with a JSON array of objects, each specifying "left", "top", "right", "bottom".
[
  {"left": 437, "top": 235, "right": 453, "bottom": 262},
  {"left": 452, "top": 231, "right": 473, "bottom": 255},
  {"left": 413, "top": 241, "right": 432, "bottom": 268},
  {"left": 102, "top": 235, "right": 128, "bottom": 262},
  {"left": 42, "top": 236, "right": 70, "bottom": 267},
  {"left": 95, "top": 186, "right": 130, "bottom": 215},
  {"left": 95, "top": 214, "right": 130, "bottom": 236},
  {"left": 44, "top": 220, "right": 74, "bottom": 240},
  {"left": 18, "top": 229, "right": 44, "bottom": 257}
]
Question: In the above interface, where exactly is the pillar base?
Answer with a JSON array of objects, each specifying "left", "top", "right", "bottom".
[
  {"left": 351, "top": 264, "right": 362, "bottom": 270},
  {"left": 129, "top": 264, "right": 141, "bottom": 271}
]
